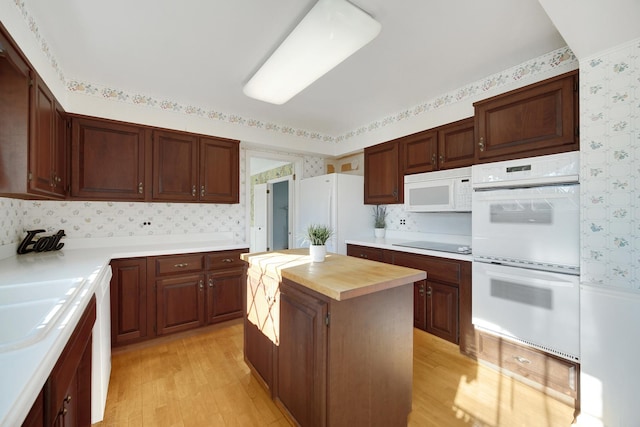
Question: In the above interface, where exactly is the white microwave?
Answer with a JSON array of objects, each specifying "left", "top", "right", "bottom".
[{"left": 404, "top": 167, "right": 472, "bottom": 212}]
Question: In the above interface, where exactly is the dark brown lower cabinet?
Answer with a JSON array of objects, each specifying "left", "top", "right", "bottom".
[
  {"left": 156, "top": 273, "right": 205, "bottom": 335},
  {"left": 413, "top": 280, "right": 427, "bottom": 330},
  {"left": 46, "top": 296, "right": 95, "bottom": 427},
  {"left": 206, "top": 268, "right": 244, "bottom": 324},
  {"left": 476, "top": 330, "right": 580, "bottom": 412},
  {"left": 276, "top": 281, "right": 328, "bottom": 427},
  {"left": 347, "top": 244, "right": 475, "bottom": 357},
  {"left": 248, "top": 277, "right": 414, "bottom": 427},
  {"left": 110, "top": 249, "right": 247, "bottom": 347},
  {"left": 425, "top": 281, "right": 459, "bottom": 343},
  {"left": 110, "top": 258, "right": 148, "bottom": 346}
]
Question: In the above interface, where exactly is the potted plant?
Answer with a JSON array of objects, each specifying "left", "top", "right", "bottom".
[
  {"left": 373, "top": 205, "right": 387, "bottom": 238},
  {"left": 305, "top": 224, "right": 333, "bottom": 262}
]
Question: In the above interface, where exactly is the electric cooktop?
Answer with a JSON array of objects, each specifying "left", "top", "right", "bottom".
[{"left": 392, "top": 241, "right": 472, "bottom": 255}]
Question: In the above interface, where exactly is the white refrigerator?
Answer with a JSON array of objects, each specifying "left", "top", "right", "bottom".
[{"left": 297, "top": 173, "right": 371, "bottom": 255}]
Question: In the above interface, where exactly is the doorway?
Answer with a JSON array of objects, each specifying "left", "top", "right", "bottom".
[{"left": 246, "top": 150, "right": 302, "bottom": 252}]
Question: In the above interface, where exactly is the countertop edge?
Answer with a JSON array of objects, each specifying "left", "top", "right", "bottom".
[{"left": 345, "top": 238, "right": 473, "bottom": 262}]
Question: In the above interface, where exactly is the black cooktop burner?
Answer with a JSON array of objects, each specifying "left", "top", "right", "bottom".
[{"left": 393, "top": 241, "right": 472, "bottom": 255}]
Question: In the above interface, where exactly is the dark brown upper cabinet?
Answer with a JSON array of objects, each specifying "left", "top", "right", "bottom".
[
  {"left": 0, "top": 26, "right": 67, "bottom": 200},
  {"left": 152, "top": 130, "right": 239, "bottom": 203},
  {"left": 402, "top": 130, "right": 438, "bottom": 174},
  {"left": 474, "top": 70, "right": 579, "bottom": 163},
  {"left": 70, "top": 116, "right": 151, "bottom": 200},
  {"left": 200, "top": 136, "right": 239, "bottom": 203},
  {"left": 29, "top": 76, "right": 68, "bottom": 198},
  {"left": 364, "top": 140, "right": 402, "bottom": 204},
  {"left": 152, "top": 130, "right": 198, "bottom": 201},
  {"left": 437, "top": 117, "right": 475, "bottom": 170},
  {"left": 401, "top": 117, "right": 475, "bottom": 175}
]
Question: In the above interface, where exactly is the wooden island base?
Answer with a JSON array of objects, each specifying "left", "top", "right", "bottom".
[{"left": 242, "top": 250, "right": 425, "bottom": 427}]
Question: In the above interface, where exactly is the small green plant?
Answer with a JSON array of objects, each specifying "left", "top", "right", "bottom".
[
  {"left": 373, "top": 205, "right": 387, "bottom": 228},
  {"left": 306, "top": 224, "right": 333, "bottom": 246}
]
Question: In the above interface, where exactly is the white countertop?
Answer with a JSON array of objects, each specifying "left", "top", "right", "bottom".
[
  {"left": 345, "top": 235, "right": 473, "bottom": 262},
  {"left": 0, "top": 234, "right": 248, "bottom": 427}
]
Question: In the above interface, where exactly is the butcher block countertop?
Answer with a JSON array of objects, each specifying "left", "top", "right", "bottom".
[{"left": 241, "top": 249, "right": 426, "bottom": 301}]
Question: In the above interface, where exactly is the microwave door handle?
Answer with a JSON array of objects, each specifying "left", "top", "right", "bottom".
[{"left": 484, "top": 268, "right": 576, "bottom": 288}]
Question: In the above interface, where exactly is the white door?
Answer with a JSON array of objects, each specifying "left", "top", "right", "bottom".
[{"left": 253, "top": 183, "right": 268, "bottom": 252}]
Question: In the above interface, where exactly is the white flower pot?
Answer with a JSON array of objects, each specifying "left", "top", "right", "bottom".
[
  {"left": 309, "top": 244, "right": 327, "bottom": 262},
  {"left": 374, "top": 228, "right": 386, "bottom": 238}
]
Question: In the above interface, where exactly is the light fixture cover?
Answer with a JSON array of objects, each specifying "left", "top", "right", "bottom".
[{"left": 243, "top": 0, "right": 381, "bottom": 105}]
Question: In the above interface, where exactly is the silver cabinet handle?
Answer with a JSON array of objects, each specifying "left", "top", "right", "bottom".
[
  {"left": 479, "top": 137, "right": 485, "bottom": 152},
  {"left": 201, "top": 185, "right": 205, "bottom": 197},
  {"left": 513, "top": 356, "right": 531, "bottom": 364},
  {"left": 208, "top": 278, "right": 213, "bottom": 287},
  {"left": 222, "top": 258, "right": 233, "bottom": 263},
  {"left": 174, "top": 263, "right": 189, "bottom": 268},
  {"left": 192, "top": 185, "right": 196, "bottom": 196},
  {"left": 138, "top": 182, "right": 143, "bottom": 194},
  {"left": 199, "top": 280, "right": 204, "bottom": 290}
]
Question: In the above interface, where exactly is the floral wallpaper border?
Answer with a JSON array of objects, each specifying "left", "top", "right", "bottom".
[{"left": 12, "top": 0, "right": 577, "bottom": 144}]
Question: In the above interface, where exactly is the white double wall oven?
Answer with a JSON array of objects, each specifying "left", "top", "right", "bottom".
[{"left": 471, "top": 152, "right": 581, "bottom": 361}]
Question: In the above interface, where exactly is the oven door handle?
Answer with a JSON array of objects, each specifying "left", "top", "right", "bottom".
[{"left": 483, "top": 267, "right": 577, "bottom": 288}]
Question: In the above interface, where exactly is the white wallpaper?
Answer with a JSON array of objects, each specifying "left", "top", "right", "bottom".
[
  {"left": 303, "top": 155, "right": 326, "bottom": 178},
  {"left": 580, "top": 38, "right": 640, "bottom": 290},
  {"left": 0, "top": 198, "right": 23, "bottom": 246}
]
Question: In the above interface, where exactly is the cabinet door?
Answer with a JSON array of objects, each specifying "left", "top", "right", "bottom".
[
  {"left": 110, "top": 258, "right": 148, "bottom": 346},
  {"left": 474, "top": 71, "right": 578, "bottom": 163},
  {"left": 199, "top": 137, "right": 239, "bottom": 203},
  {"left": 71, "top": 117, "right": 149, "bottom": 200},
  {"left": 0, "top": 30, "right": 31, "bottom": 197},
  {"left": 206, "top": 268, "right": 244, "bottom": 324},
  {"left": 29, "top": 76, "right": 60, "bottom": 197},
  {"left": 54, "top": 107, "right": 69, "bottom": 197},
  {"left": 156, "top": 274, "right": 205, "bottom": 335},
  {"left": 437, "top": 117, "right": 475, "bottom": 169},
  {"left": 277, "top": 280, "right": 328, "bottom": 427},
  {"left": 364, "top": 141, "right": 402, "bottom": 204},
  {"left": 152, "top": 130, "right": 198, "bottom": 201},
  {"left": 401, "top": 130, "right": 437, "bottom": 175},
  {"left": 45, "top": 296, "right": 95, "bottom": 427},
  {"left": 413, "top": 280, "right": 427, "bottom": 331},
  {"left": 426, "top": 281, "right": 458, "bottom": 344}
]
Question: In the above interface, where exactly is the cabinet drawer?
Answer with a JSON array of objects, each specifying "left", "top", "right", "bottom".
[
  {"left": 154, "top": 253, "right": 204, "bottom": 275},
  {"left": 346, "top": 244, "right": 384, "bottom": 262},
  {"left": 477, "top": 331, "right": 578, "bottom": 398},
  {"left": 206, "top": 249, "right": 247, "bottom": 270},
  {"left": 392, "top": 251, "right": 461, "bottom": 285}
]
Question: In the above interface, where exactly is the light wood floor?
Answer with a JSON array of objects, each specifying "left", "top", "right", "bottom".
[{"left": 96, "top": 320, "right": 576, "bottom": 427}]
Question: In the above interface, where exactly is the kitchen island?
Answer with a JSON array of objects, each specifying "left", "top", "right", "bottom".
[{"left": 242, "top": 249, "right": 426, "bottom": 427}]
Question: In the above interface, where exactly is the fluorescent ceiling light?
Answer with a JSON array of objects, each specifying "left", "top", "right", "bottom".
[{"left": 243, "top": 0, "right": 381, "bottom": 105}]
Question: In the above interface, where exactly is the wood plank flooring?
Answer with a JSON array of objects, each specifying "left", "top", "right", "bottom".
[{"left": 96, "top": 320, "right": 576, "bottom": 427}]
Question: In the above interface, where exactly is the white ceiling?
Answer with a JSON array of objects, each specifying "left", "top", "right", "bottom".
[{"left": 22, "top": 0, "right": 567, "bottom": 139}]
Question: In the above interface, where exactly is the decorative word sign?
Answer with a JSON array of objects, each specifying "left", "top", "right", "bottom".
[{"left": 17, "top": 229, "right": 66, "bottom": 254}]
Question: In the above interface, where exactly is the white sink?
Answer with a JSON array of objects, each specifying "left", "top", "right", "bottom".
[
  {"left": 0, "top": 279, "right": 85, "bottom": 352},
  {"left": 0, "top": 278, "right": 83, "bottom": 304}
]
